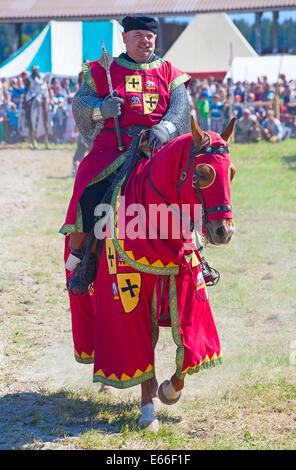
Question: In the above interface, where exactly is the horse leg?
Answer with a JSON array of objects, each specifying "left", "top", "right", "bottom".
[
  {"left": 158, "top": 373, "right": 184, "bottom": 405},
  {"left": 29, "top": 126, "right": 37, "bottom": 149},
  {"left": 139, "top": 326, "right": 160, "bottom": 431}
]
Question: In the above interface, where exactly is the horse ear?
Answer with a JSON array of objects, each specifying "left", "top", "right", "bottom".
[
  {"left": 191, "top": 116, "right": 205, "bottom": 148},
  {"left": 220, "top": 117, "right": 237, "bottom": 143}
]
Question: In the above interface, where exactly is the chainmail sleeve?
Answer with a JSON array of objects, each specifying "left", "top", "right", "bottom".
[
  {"left": 72, "top": 81, "right": 104, "bottom": 146},
  {"left": 162, "top": 83, "right": 191, "bottom": 138}
]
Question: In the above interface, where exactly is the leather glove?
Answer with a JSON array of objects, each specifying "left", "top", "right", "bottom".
[
  {"left": 148, "top": 121, "right": 178, "bottom": 150},
  {"left": 100, "top": 93, "right": 125, "bottom": 119}
]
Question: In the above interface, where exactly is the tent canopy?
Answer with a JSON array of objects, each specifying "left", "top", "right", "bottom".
[
  {"left": 226, "top": 55, "right": 296, "bottom": 83},
  {"left": 0, "top": 20, "right": 126, "bottom": 78},
  {"left": 164, "top": 13, "right": 258, "bottom": 79}
]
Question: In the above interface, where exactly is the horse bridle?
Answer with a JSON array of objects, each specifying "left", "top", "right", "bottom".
[{"left": 149, "top": 141, "right": 232, "bottom": 229}]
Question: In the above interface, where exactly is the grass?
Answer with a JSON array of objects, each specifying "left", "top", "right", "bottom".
[{"left": 0, "top": 139, "right": 296, "bottom": 450}]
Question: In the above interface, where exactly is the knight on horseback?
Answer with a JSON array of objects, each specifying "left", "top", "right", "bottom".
[
  {"left": 18, "top": 65, "right": 50, "bottom": 149},
  {"left": 60, "top": 14, "right": 192, "bottom": 294},
  {"left": 60, "top": 14, "right": 237, "bottom": 431}
]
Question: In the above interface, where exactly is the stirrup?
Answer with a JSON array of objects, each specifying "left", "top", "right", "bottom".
[
  {"left": 67, "top": 252, "right": 97, "bottom": 296},
  {"left": 201, "top": 258, "right": 220, "bottom": 286}
]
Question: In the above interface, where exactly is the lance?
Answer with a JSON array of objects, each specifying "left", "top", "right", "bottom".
[{"left": 99, "top": 41, "right": 125, "bottom": 151}]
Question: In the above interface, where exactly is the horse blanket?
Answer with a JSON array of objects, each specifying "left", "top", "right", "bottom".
[
  {"left": 18, "top": 75, "right": 51, "bottom": 140},
  {"left": 63, "top": 132, "right": 227, "bottom": 388}
]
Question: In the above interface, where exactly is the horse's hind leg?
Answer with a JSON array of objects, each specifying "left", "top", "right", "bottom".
[{"left": 158, "top": 373, "right": 184, "bottom": 405}]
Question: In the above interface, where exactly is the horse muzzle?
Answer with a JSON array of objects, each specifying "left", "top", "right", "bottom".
[{"left": 205, "top": 219, "right": 236, "bottom": 245}]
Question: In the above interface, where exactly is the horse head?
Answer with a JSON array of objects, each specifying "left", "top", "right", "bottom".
[{"left": 189, "top": 117, "right": 236, "bottom": 245}]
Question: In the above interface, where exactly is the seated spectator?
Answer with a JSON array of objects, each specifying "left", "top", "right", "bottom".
[
  {"left": 11, "top": 77, "right": 25, "bottom": 108},
  {"left": 53, "top": 79, "right": 66, "bottom": 101},
  {"left": 62, "top": 77, "right": 72, "bottom": 96},
  {"left": 53, "top": 105, "right": 67, "bottom": 143},
  {"left": 234, "top": 81, "right": 245, "bottom": 102},
  {"left": 209, "top": 94, "right": 224, "bottom": 133},
  {"left": 233, "top": 94, "right": 243, "bottom": 119},
  {"left": 0, "top": 103, "right": 4, "bottom": 142},
  {"left": 261, "top": 83, "right": 274, "bottom": 102},
  {"left": 65, "top": 94, "right": 78, "bottom": 143},
  {"left": 253, "top": 83, "right": 263, "bottom": 101},
  {"left": 207, "top": 75, "right": 217, "bottom": 96},
  {"left": 6, "top": 102, "right": 19, "bottom": 143},
  {"left": 196, "top": 91, "right": 210, "bottom": 130},
  {"left": 261, "top": 109, "right": 283, "bottom": 142},
  {"left": 235, "top": 108, "right": 261, "bottom": 143},
  {"left": 255, "top": 101, "right": 266, "bottom": 123},
  {"left": 281, "top": 85, "right": 291, "bottom": 105},
  {"left": 2, "top": 94, "right": 12, "bottom": 142},
  {"left": 246, "top": 92, "right": 255, "bottom": 104},
  {"left": 222, "top": 94, "right": 232, "bottom": 127}
]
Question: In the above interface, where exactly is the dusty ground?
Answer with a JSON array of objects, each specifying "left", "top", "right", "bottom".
[{"left": 0, "top": 144, "right": 295, "bottom": 450}]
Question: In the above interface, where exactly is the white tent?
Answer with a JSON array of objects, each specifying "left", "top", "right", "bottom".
[
  {"left": 0, "top": 20, "right": 125, "bottom": 78},
  {"left": 226, "top": 55, "right": 296, "bottom": 83},
  {"left": 164, "top": 13, "right": 257, "bottom": 78}
]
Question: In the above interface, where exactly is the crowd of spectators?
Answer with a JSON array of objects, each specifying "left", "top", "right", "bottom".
[
  {"left": 0, "top": 73, "right": 79, "bottom": 144},
  {"left": 1, "top": 70, "right": 296, "bottom": 145},
  {"left": 188, "top": 74, "right": 296, "bottom": 143}
]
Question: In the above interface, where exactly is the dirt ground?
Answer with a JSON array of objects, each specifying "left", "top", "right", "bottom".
[{"left": 0, "top": 145, "right": 295, "bottom": 450}]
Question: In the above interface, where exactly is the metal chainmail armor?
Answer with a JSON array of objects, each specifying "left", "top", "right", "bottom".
[{"left": 72, "top": 81, "right": 191, "bottom": 146}]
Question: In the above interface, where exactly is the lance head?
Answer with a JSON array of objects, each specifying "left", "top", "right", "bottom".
[{"left": 98, "top": 41, "right": 113, "bottom": 72}]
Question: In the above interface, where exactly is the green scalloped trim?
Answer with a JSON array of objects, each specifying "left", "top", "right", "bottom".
[
  {"left": 59, "top": 201, "right": 83, "bottom": 235},
  {"left": 93, "top": 366, "right": 155, "bottom": 389},
  {"left": 151, "top": 282, "right": 159, "bottom": 349},
  {"left": 168, "top": 274, "right": 222, "bottom": 380},
  {"left": 111, "top": 179, "right": 179, "bottom": 275},
  {"left": 59, "top": 154, "right": 126, "bottom": 235},
  {"left": 81, "top": 62, "right": 97, "bottom": 93},
  {"left": 185, "top": 355, "right": 223, "bottom": 377},
  {"left": 113, "top": 57, "right": 165, "bottom": 70},
  {"left": 169, "top": 73, "right": 191, "bottom": 93},
  {"left": 86, "top": 152, "right": 127, "bottom": 188},
  {"left": 74, "top": 353, "right": 94, "bottom": 364},
  {"left": 168, "top": 275, "right": 185, "bottom": 379}
]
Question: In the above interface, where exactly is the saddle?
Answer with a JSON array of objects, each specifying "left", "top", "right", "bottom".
[{"left": 67, "top": 126, "right": 150, "bottom": 296}]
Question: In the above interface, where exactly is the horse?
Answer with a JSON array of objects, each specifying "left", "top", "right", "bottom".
[
  {"left": 88, "top": 117, "right": 236, "bottom": 431},
  {"left": 18, "top": 68, "right": 50, "bottom": 149}
]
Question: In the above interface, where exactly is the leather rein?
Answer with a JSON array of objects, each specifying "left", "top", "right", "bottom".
[{"left": 148, "top": 141, "right": 232, "bottom": 229}]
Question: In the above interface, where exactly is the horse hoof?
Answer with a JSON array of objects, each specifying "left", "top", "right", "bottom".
[
  {"left": 158, "top": 380, "right": 181, "bottom": 405},
  {"left": 139, "top": 403, "right": 159, "bottom": 432},
  {"left": 99, "top": 383, "right": 113, "bottom": 394},
  {"left": 152, "top": 397, "right": 162, "bottom": 412},
  {"left": 139, "top": 418, "right": 159, "bottom": 432}
]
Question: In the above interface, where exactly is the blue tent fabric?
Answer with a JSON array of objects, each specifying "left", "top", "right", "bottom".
[
  {"left": 28, "top": 25, "right": 52, "bottom": 72},
  {"left": 0, "top": 20, "right": 125, "bottom": 78},
  {"left": 82, "top": 21, "right": 113, "bottom": 63}
]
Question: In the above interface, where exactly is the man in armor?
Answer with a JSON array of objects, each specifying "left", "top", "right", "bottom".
[
  {"left": 18, "top": 65, "right": 50, "bottom": 149},
  {"left": 61, "top": 14, "right": 192, "bottom": 294}
]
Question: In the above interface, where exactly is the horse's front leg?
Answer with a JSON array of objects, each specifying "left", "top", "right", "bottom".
[
  {"left": 139, "top": 327, "right": 160, "bottom": 432},
  {"left": 158, "top": 373, "right": 184, "bottom": 405}
]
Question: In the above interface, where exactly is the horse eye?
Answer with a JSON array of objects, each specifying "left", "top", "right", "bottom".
[{"left": 194, "top": 164, "right": 216, "bottom": 189}]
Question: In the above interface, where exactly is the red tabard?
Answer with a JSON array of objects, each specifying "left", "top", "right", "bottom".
[{"left": 60, "top": 57, "right": 190, "bottom": 233}]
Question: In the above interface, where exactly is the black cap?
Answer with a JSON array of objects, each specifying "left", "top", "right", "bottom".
[{"left": 122, "top": 14, "right": 158, "bottom": 34}]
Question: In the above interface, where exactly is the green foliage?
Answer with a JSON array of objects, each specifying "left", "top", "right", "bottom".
[
  {"left": 233, "top": 18, "right": 296, "bottom": 51},
  {"left": 0, "top": 23, "right": 46, "bottom": 63}
]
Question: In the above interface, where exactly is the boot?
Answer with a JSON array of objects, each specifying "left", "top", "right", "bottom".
[{"left": 68, "top": 250, "right": 97, "bottom": 295}]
